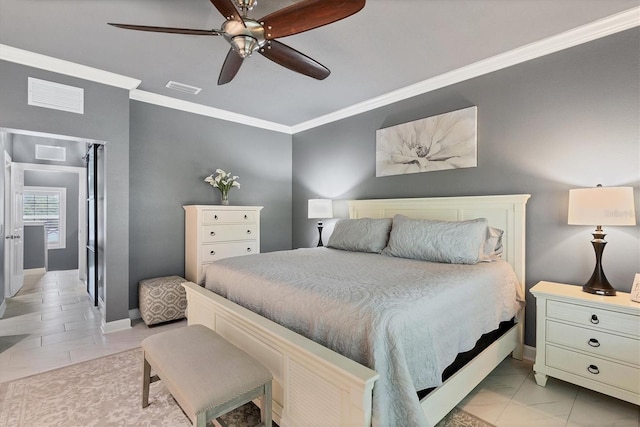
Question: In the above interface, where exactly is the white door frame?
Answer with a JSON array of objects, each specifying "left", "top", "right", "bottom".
[{"left": 4, "top": 152, "right": 13, "bottom": 298}]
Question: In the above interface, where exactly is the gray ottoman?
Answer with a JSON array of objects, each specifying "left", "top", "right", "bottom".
[
  {"left": 139, "top": 275, "right": 187, "bottom": 326},
  {"left": 142, "top": 324, "right": 272, "bottom": 427}
]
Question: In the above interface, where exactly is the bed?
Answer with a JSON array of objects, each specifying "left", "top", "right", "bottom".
[{"left": 183, "top": 194, "right": 530, "bottom": 426}]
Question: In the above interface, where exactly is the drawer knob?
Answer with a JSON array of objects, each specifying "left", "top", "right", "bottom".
[
  {"left": 590, "top": 314, "right": 599, "bottom": 324},
  {"left": 588, "top": 338, "right": 600, "bottom": 348},
  {"left": 247, "top": 230, "right": 252, "bottom": 234},
  {"left": 247, "top": 248, "right": 252, "bottom": 253},
  {"left": 587, "top": 365, "right": 600, "bottom": 375},
  {"left": 210, "top": 231, "right": 216, "bottom": 236},
  {"left": 210, "top": 250, "right": 216, "bottom": 256},
  {"left": 244, "top": 215, "right": 248, "bottom": 220},
  {"left": 214, "top": 215, "right": 219, "bottom": 220}
]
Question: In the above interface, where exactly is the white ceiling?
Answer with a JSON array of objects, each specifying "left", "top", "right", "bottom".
[{"left": 1, "top": 0, "right": 638, "bottom": 129}]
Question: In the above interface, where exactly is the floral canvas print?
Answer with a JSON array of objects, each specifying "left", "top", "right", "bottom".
[{"left": 376, "top": 106, "right": 477, "bottom": 177}]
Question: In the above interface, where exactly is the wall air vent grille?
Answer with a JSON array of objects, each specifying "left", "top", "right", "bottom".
[
  {"left": 28, "top": 77, "right": 84, "bottom": 114},
  {"left": 35, "top": 145, "right": 66, "bottom": 162},
  {"left": 165, "top": 81, "right": 202, "bottom": 95}
]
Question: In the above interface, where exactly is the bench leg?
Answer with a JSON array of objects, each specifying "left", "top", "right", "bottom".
[
  {"left": 261, "top": 381, "right": 272, "bottom": 427},
  {"left": 142, "top": 354, "right": 151, "bottom": 408}
]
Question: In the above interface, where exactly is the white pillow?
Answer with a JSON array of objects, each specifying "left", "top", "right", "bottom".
[
  {"left": 327, "top": 218, "right": 392, "bottom": 253},
  {"left": 479, "top": 226, "right": 504, "bottom": 262},
  {"left": 382, "top": 215, "right": 489, "bottom": 264}
]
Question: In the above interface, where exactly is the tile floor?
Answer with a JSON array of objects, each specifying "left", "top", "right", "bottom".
[
  {"left": 0, "top": 270, "right": 185, "bottom": 383},
  {"left": 1, "top": 270, "right": 638, "bottom": 426}
]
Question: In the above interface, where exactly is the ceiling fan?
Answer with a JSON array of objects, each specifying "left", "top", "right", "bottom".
[{"left": 109, "top": 0, "right": 366, "bottom": 85}]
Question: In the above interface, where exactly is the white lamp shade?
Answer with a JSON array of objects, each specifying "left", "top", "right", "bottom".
[
  {"left": 568, "top": 186, "right": 636, "bottom": 226},
  {"left": 308, "top": 199, "right": 333, "bottom": 219}
]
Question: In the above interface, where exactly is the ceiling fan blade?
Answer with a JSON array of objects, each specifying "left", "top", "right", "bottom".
[
  {"left": 108, "top": 23, "right": 220, "bottom": 36},
  {"left": 209, "top": 0, "right": 246, "bottom": 27},
  {"left": 259, "top": 40, "right": 330, "bottom": 80},
  {"left": 218, "top": 49, "right": 244, "bottom": 85},
  {"left": 260, "top": 0, "right": 365, "bottom": 39}
]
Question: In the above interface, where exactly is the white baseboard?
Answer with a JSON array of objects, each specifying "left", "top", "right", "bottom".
[
  {"left": 24, "top": 268, "right": 46, "bottom": 276},
  {"left": 101, "top": 317, "right": 131, "bottom": 334},
  {"left": 523, "top": 344, "right": 536, "bottom": 362},
  {"left": 0, "top": 299, "right": 6, "bottom": 318},
  {"left": 129, "top": 308, "right": 141, "bottom": 320}
]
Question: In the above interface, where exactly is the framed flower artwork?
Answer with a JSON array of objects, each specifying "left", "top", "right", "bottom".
[{"left": 375, "top": 106, "right": 477, "bottom": 177}]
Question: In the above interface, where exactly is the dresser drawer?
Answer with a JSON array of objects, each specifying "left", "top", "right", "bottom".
[
  {"left": 546, "top": 320, "right": 640, "bottom": 365},
  {"left": 547, "top": 300, "right": 640, "bottom": 337},
  {"left": 546, "top": 345, "right": 640, "bottom": 394},
  {"left": 202, "top": 225, "right": 257, "bottom": 243},
  {"left": 202, "top": 210, "right": 258, "bottom": 224},
  {"left": 202, "top": 241, "right": 258, "bottom": 262}
]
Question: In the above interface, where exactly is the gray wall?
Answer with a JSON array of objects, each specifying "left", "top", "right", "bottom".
[
  {"left": 24, "top": 170, "right": 79, "bottom": 271},
  {"left": 0, "top": 132, "right": 13, "bottom": 308},
  {"left": 292, "top": 29, "right": 640, "bottom": 347},
  {"left": 23, "top": 224, "right": 46, "bottom": 270},
  {"left": 12, "top": 134, "right": 85, "bottom": 167},
  {"left": 0, "top": 60, "right": 130, "bottom": 323},
  {"left": 129, "top": 101, "right": 293, "bottom": 309}
]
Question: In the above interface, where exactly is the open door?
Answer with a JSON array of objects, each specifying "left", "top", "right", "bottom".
[
  {"left": 4, "top": 158, "right": 24, "bottom": 297},
  {"left": 86, "top": 144, "right": 98, "bottom": 306}
]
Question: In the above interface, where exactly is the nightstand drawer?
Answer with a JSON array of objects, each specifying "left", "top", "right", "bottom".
[
  {"left": 546, "top": 320, "right": 640, "bottom": 365},
  {"left": 547, "top": 345, "right": 640, "bottom": 394},
  {"left": 203, "top": 210, "right": 257, "bottom": 224},
  {"left": 202, "top": 225, "right": 257, "bottom": 242},
  {"left": 202, "top": 242, "right": 257, "bottom": 262},
  {"left": 547, "top": 300, "right": 640, "bottom": 337}
]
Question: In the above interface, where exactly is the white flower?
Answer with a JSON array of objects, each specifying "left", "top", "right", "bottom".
[{"left": 204, "top": 169, "right": 241, "bottom": 196}]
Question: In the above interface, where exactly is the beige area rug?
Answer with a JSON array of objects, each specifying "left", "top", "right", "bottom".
[{"left": 0, "top": 349, "right": 494, "bottom": 427}]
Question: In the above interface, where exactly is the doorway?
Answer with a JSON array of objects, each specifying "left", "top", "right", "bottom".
[{"left": 1, "top": 128, "right": 104, "bottom": 305}]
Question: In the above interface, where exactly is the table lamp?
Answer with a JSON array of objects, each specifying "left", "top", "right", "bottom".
[
  {"left": 308, "top": 199, "right": 333, "bottom": 247},
  {"left": 568, "top": 185, "right": 636, "bottom": 296}
]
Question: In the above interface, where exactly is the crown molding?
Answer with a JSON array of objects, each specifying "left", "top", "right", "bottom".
[
  {"left": 291, "top": 6, "right": 640, "bottom": 134},
  {"left": 130, "top": 90, "right": 293, "bottom": 134},
  {"left": 0, "top": 44, "right": 141, "bottom": 90}
]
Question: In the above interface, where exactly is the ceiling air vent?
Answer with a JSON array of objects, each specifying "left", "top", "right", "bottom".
[
  {"left": 28, "top": 77, "right": 84, "bottom": 114},
  {"left": 35, "top": 145, "right": 66, "bottom": 162},
  {"left": 166, "top": 80, "right": 202, "bottom": 95}
]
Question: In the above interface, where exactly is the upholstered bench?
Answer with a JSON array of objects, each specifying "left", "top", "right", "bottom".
[
  {"left": 141, "top": 324, "right": 273, "bottom": 427},
  {"left": 138, "top": 275, "right": 187, "bottom": 326}
]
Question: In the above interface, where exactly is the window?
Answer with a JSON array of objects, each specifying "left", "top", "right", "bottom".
[{"left": 23, "top": 187, "right": 66, "bottom": 249}]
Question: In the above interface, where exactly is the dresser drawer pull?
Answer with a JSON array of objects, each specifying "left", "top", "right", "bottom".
[
  {"left": 214, "top": 215, "right": 219, "bottom": 220},
  {"left": 587, "top": 365, "right": 600, "bottom": 375},
  {"left": 247, "top": 230, "right": 252, "bottom": 234},
  {"left": 588, "top": 338, "right": 600, "bottom": 347},
  {"left": 247, "top": 248, "right": 252, "bottom": 253},
  {"left": 244, "top": 214, "right": 248, "bottom": 220},
  {"left": 590, "top": 314, "right": 599, "bottom": 324},
  {"left": 210, "top": 250, "right": 216, "bottom": 256},
  {"left": 210, "top": 231, "right": 216, "bottom": 236}
]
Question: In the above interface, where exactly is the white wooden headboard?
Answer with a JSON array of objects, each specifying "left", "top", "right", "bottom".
[{"left": 347, "top": 194, "right": 531, "bottom": 289}]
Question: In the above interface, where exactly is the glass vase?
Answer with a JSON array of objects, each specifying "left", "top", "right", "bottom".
[{"left": 221, "top": 192, "right": 229, "bottom": 206}]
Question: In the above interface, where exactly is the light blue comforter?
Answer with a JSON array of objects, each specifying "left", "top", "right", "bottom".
[{"left": 205, "top": 248, "right": 522, "bottom": 426}]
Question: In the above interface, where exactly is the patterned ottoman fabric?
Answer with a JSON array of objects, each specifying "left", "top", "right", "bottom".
[{"left": 139, "top": 276, "right": 188, "bottom": 326}]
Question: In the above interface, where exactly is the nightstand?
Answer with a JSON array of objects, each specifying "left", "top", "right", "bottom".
[{"left": 530, "top": 281, "right": 640, "bottom": 405}]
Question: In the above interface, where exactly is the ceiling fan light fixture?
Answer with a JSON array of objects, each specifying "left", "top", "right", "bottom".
[{"left": 230, "top": 35, "right": 258, "bottom": 58}]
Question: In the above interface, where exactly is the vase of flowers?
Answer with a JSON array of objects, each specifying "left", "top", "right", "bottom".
[{"left": 204, "top": 169, "right": 240, "bottom": 206}]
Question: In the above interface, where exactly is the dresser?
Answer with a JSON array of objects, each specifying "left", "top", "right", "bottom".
[
  {"left": 184, "top": 205, "right": 263, "bottom": 284},
  {"left": 531, "top": 281, "right": 640, "bottom": 405}
]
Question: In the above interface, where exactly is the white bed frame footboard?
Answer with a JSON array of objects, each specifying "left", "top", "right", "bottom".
[{"left": 183, "top": 194, "right": 530, "bottom": 426}]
